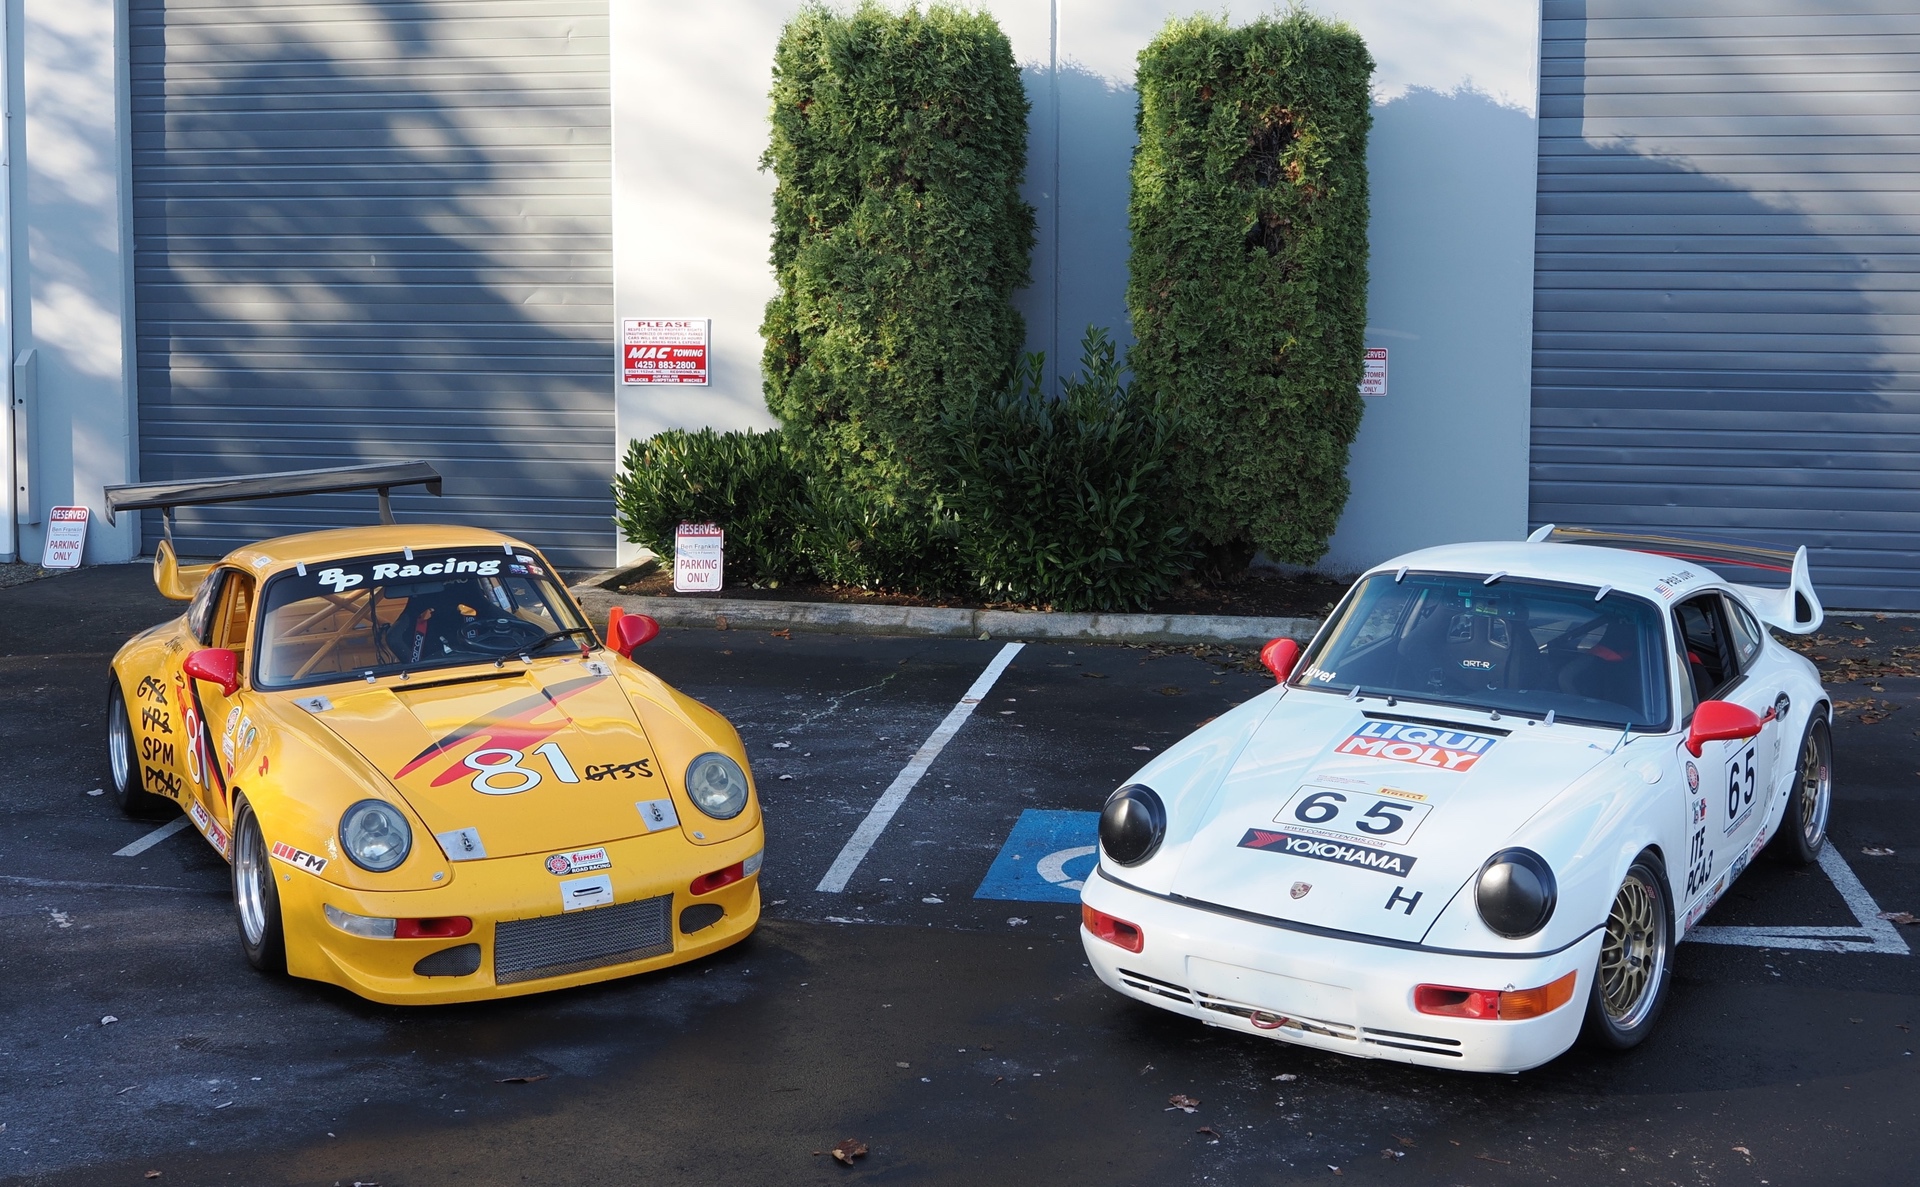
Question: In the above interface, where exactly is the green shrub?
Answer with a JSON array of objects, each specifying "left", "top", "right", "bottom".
[
  {"left": 1127, "top": 12, "right": 1373, "bottom": 566},
  {"left": 612, "top": 429, "right": 812, "bottom": 586},
  {"left": 760, "top": 2, "right": 1034, "bottom": 531},
  {"left": 938, "top": 328, "right": 1195, "bottom": 611},
  {"left": 796, "top": 480, "right": 966, "bottom": 594}
]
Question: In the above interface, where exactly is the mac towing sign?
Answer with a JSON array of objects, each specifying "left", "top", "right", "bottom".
[{"left": 622, "top": 318, "right": 710, "bottom": 385}]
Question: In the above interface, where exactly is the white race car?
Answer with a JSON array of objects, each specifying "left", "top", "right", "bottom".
[{"left": 1081, "top": 528, "right": 1833, "bottom": 1072}]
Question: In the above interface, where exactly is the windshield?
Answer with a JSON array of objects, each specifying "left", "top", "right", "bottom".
[
  {"left": 1293, "top": 572, "right": 1671, "bottom": 730},
  {"left": 254, "top": 548, "right": 591, "bottom": 690}
]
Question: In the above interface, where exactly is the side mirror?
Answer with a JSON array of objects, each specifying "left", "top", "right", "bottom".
[
  {"left": 1686, "top": 699, "right": 1769, "bottom": 757},
  {"left": 1259, "top": 637, "right": 1302, "bottom": 684},
  {"left": 183, "top": 648, "right": 241, "bottom": 696},
  {"left": 606, "top": 609, "right": 659, "bottom": 658}
]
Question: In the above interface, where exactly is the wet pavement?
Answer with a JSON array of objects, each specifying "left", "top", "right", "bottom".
[{"left": 3, "top": 564, "right": 1919, "bottom": 1185}]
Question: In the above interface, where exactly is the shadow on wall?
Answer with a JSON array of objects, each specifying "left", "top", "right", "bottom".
[
  {"left": 1012, "top": 62, "right": 1140, "bottom": 392},
  {"left": 1530, "top": 50, "right": 1904, "bottom": 607},
  {"left": 128, "top": 0, "right": 615, "bottom": 567},
  {"left": 1325, "top": 84, "right": 1541, "bottom": 575}
]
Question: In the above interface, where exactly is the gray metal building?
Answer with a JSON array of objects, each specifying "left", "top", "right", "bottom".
[
  {"left": 128, "top": 0, "right": 616, "bottom": 566},
  {"left": 1534, "top": 0, "right": 1920, "bottom": 609}
]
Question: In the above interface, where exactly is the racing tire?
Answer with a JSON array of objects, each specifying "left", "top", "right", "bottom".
[
  {"left": 232, "top": 797, "right": 288, "bottom": 975},
  {"left": 107, "top": 678, "right": 177, "bottom": 819},
  {"left": 1768, "top": 714, "right": 1832, "bottom": 866},
  {"left": 1580, "top": 851, "right": 1674, "bottom": 1051}
]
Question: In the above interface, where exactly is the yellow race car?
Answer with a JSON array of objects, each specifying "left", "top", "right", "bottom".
[{"left": 102, "top": 464, "right": 762, "bottom": 1004}]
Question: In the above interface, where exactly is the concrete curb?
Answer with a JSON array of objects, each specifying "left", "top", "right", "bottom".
[{"left": 572, "top": 585, "right": 1322, "bottom": 646}]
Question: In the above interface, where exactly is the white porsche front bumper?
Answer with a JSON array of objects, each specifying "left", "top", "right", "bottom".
[{"left": 1081, "top": 871, "right": 1600, "bottom": 1073}]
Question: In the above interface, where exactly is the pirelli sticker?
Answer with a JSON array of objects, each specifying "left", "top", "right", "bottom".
[{"left": 1238, "top": 829, "right": 1417, "bottom": 877}]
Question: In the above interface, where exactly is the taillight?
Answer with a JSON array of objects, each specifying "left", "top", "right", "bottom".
[
  {"left": 394, "top": 916, "right": 472, "bottom": 939},
  {"left": 1414, "top": 970, "right": 1577, "bottom": 1020},
  {"left": 690, "top": 862, "right": 745, "bottom": 896},
  {"left": 1082, "top": 903, "right": 1144, "bottom": 953}
]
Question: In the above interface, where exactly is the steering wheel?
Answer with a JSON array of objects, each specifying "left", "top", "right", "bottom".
[{"left": 459, "top": 615, "right": 548, "bottom": 654}]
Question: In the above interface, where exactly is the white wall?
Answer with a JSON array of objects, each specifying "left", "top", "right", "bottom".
[
  {"left": 611, "top": 0, "right": 1540, "bottom": 572},
  {"left": 3, "top": 0, "right": 139, "bottom": 564}
]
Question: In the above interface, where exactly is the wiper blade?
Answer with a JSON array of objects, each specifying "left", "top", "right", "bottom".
[{"left": 518, "top": 626, "right": 596, "bottom": 660}]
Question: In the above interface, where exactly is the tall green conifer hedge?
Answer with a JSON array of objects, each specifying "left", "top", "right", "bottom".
[
  {"left": 1128, "top": 13, "right": 1373, "bottom": 567},
  {"left": 761, "top": 2, "right": 1034, "bottom": 586}
]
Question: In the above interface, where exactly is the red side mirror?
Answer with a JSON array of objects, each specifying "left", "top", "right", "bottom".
[
  {"left": 1259, "top": 637, "right": 1302, "bottom": 684},
  {"left": 1686, "top": 699, "right": 1768, "bottom": 757},
  {"left": 183, "top": 648, "right": 240, "bottom": 696},
  {"left": 610, "top": 612, "right": 659, "bottom": 658}
]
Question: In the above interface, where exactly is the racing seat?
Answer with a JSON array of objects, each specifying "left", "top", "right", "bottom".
[
  {"left": 384, "top": 582, "right": 482, "bottom": 664},
  {"left": 1396, "top": 600, "right": 1519, "bottom": 692},
  {"left": 1555, "top": 618, "right": 1641, "bottom": 712}
]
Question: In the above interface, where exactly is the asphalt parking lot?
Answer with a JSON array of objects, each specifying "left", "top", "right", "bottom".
[{"left": 4, "top": 565, "right": 1920, "bottom": 1186}]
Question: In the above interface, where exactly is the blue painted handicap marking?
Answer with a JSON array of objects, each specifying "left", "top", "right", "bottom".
[{"left": 975, "top": 809, "right": 1100, "bottom": 903}]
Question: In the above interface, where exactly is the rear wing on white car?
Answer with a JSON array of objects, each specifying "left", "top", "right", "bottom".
[{"left": 1528, "top": 524, "right": 1824, "bottom": 635}]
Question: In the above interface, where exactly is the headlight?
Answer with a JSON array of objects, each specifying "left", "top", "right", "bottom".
[
  {"left": 685, "top": 753, "right": 749, "bottom": 820},
  {"left": 1099, "top": 784, "right": 1166, "bottom": 867},
  {"left": 1475, "top": 848, "right": 1557, "bottom": 938},
  {"left": 339, "top": 799, "right": 412, "bottom": 872}
]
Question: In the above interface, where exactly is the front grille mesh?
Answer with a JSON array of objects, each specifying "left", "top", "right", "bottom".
[{"left": 494, "top": 895, "right": 673, "bottom": 985}]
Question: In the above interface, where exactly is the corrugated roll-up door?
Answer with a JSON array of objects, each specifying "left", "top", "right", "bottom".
[
  {"left": 129, "top": 0, "right": 613, "bottom": 568},
  {"left": 1533, "top": 0, "right": 1920, "bottom": 609}
]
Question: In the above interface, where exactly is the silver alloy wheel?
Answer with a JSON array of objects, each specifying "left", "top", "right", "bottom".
[
  {"left": 234, "top": 810, "right": 269, "bottom": 947},
  {"left": 108, "top": 693, "right": 132, "bottom": 792},
  {"left": 1798, "top": 727, "right": 1832, "bottom": 851},
  {"left": 1598, "top": 866, "right": 1668, "bottom": 1029}
]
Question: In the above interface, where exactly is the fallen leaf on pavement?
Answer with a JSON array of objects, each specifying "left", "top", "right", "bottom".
[
  {"left": 101, "top": 1016, "right": 118, "bottom": 1025},
  {"left": 1328, "top": 1166, "right": 1342, "bottom": 1176},
  {"left": 895, "top": 1062, "right": 911, "bottom": 1069},
  {"left": 1167, "top": 1094, "right": 1201, "bottom": 1113},
  {"left": 1733, "top": 1146, "right": 1751, "bottom": 1156},
  {"left": 1877, "top": 911, "right": 1917, "bottom": 925},
  {"left": 831, "top": 1138, "right": 869, "bottom": 1165},
  {"left": 495, "top": 1074, "right": 549, "bottom": 1084},
  {"left": 1863, "top": 847, "right": 1896, "bottom": 857},
  {"left": 1274, "top": 1073, "right": 1298, "bottom": 1082},
  {"left": 1197, "top": 1126, "right": 1220, "bottom": 1140},
  {"left": 1392, "top": 1133, "right": 1416, "bottom": 1147},
  {"left": 1380, "top": 1148, "right": 1405, "bottom": 1160},
  {"left": 1475, "top": 1153, "right": 1511, "bottom": 1164}
]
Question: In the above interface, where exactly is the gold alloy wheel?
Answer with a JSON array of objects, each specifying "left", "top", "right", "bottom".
[
  {"left": 1598, "top": 866, "right": 1668, "bottom": 1029},
  {"left": 1798, "top": 726, "right": 1832, "bottom": 851}
]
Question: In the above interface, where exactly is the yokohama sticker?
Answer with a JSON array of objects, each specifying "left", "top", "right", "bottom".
[
  {"left": 1332, "top": 721, "right": 1497, "bottom": 772},
  {"left": 1238, "top": 829, "right": 1418, "bottom": 877},
  {"left": 269, "top": 841, "right": 328, "bottom": 874}
]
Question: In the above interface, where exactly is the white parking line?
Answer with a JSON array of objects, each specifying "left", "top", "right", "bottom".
[
  {"left": 817, "top": 642, "right": 1025, "bottom": 893},
  {"left": 113, "top": 816, "right": 191, "bottom": 857},
  {"left": 1686, "top": 845, "right": 1910, "bottom": 955}
]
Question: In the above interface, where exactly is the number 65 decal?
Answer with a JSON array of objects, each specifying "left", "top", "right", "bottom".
[
  {"left": 1274, "top": 784, "right": 1432, "bottom": 846},
  {"left": 465, "top": 742, "right": 580, "bottom": 795}
]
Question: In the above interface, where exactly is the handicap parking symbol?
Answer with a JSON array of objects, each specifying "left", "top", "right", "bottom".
[{"left": 974, "top": 809, "right": 1100, "bottom": 903}]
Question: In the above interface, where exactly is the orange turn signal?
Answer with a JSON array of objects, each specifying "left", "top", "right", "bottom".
[
  {"left": 1082, "top": 903, "right": 1144, "bottom": 953},
  {"left": 1414, "top": 970, "right": 1577, "bottom": 1021}
]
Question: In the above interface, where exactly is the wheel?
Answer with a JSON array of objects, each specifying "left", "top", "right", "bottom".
[
  {"left": 1581, "top": 851, "right": 1674, "bottom": 1050},
  {"left": 232, "top": 798, "right": 288, "bottom": 974},
  {"left": 1768, "top": 714, "right": 1831, "bottom": 865},
  {"left": 107, "top": 679, "right": 177, "bottom": 818}
]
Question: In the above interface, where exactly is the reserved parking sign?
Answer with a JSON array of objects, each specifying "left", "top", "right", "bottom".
[
  {"left": 41, "top": 506, "right": 89, "bottom": 569},
  {"left": 673, "top": 523, "right": 724, "bottom": 592}
]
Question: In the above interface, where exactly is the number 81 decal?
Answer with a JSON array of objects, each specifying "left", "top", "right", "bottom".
[{"left": 465, "top": 742, "right": 580, "bottom": 795}]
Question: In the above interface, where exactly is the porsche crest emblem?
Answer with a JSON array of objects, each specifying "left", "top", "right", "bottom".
[{"left": 1290, "top": 882, "right": 1312, "bottom": 900}]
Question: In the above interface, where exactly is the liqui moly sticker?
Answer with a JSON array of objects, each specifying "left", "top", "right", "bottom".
[{"left": 1332, "top": 721, "right": 1498, "bottom": 772}]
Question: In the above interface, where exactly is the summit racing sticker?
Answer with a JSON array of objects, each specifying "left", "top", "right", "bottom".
[
  {"left": 1332, "top": 721, "right": 1497, "bottom": 772},
  {"left": 1238, "top": 829, "right": 1418, "bottom": 877},
  {"left": 545, "top": 846, "right": 611, "bottom": 876}
]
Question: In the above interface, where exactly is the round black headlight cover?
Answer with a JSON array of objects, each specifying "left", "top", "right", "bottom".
[
  {"left": 1100, "top": 784, "right": 1166, "bottom": 867},
  {"left": 1475, "top": 848, "right": 1557, "bottom": 938}
]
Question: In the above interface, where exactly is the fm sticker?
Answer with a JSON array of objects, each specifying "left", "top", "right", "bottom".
[
  {"left": 545, "top": 846, "right": 611, "bottom": 876},
  {"left": 269, "top": 841, "right": 328, "bottom": 874},
  {"left": 1238, "top": 829, "right": 1418, "bottom": 877},
  {"left": 1333, "top": 721, "right": 1497, "bottom": 772},
  {"left": 560, "top": 874, "right": 614, "bottom": 912}
]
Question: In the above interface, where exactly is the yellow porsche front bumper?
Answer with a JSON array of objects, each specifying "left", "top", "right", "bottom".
[{"left": 278, "top": 826, "right": 763, "bottom": 1005}]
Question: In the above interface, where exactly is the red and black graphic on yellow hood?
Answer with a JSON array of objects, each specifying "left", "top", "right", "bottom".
[{"left": 304, "top": 670, "right": 668, "bottom": 859}]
